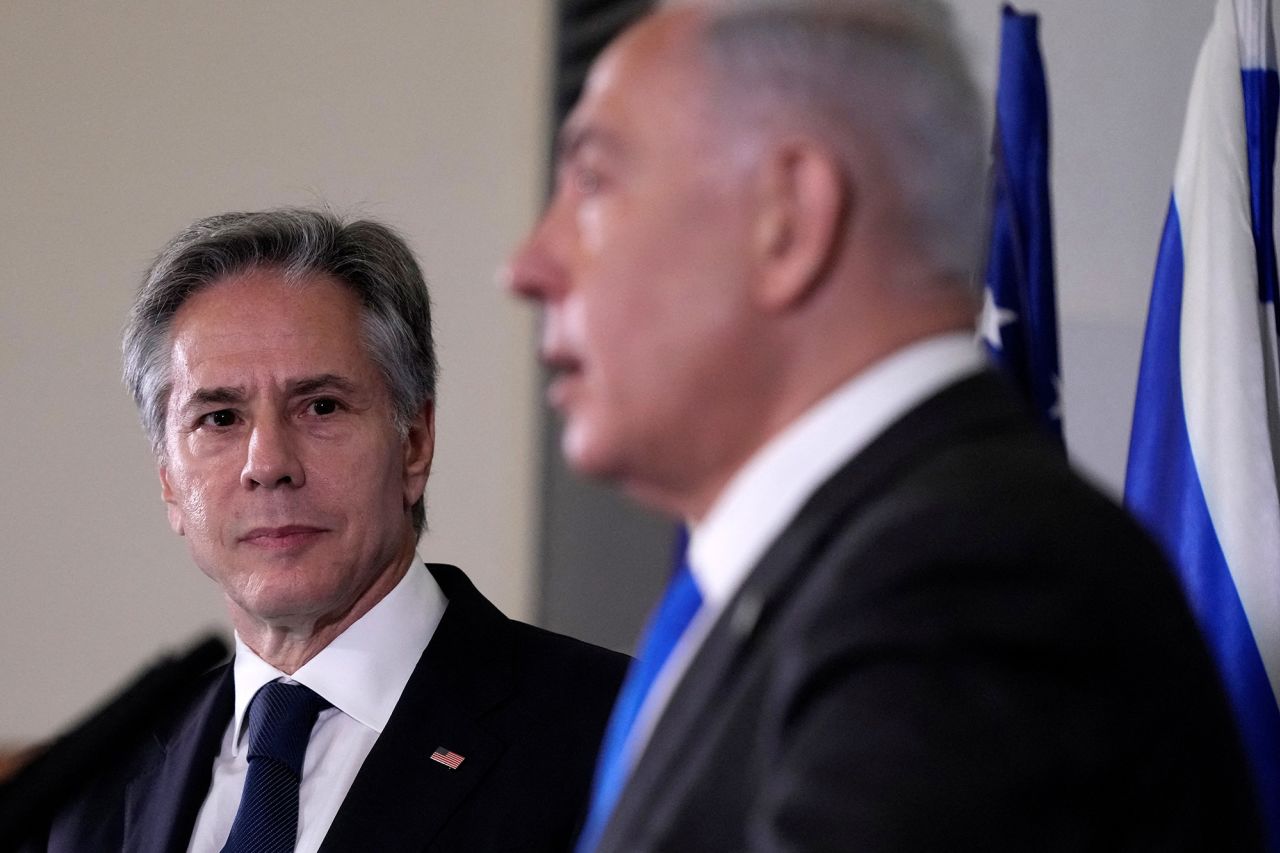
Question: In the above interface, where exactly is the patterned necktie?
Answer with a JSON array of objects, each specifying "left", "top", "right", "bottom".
[
  {"left": 576, "top": 558, "right": 703, "bottom": 852},
  {"left": 222, "top": 681, "right": 330, "bottom": 853}
]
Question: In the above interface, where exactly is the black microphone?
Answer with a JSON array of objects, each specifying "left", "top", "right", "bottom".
[{"left": 0, "top": 633, "right": 230, "bottom": 847}]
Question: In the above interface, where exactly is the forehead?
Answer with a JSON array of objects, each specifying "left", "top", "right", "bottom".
[
  {"left": 172, "top": 268, "right": 361, "bottom": 338},
  {"left": 167, "top": 269, "right": 373, "bottom": 384},
  {"left": 564, "top": 10, "right": 717, "bottom": 149}
]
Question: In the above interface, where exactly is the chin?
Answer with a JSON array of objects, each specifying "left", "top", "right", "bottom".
[
  {"left": 560, "top": 422, "right": 619, "bottom": 481},
  {"left": 562, "top": 422, "right": 695, "bottom": 518},
  {"left": 231, "top": 576, "right": 343, "bottom": 627}
]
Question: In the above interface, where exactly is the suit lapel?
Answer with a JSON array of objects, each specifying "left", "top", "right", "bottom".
[
  {"left": 319, "top": 563, "right": 512, "bottom": 853},
  {"left": 122, "top": 667, "right": 233, "bottom": 853},
  {"left": 600, "top": 372, "right": 1031, "bottom": 849}
]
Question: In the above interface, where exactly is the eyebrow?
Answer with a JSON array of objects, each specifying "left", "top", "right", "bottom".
[
  {"left": 182, "top": 386, "right": 246, "bottom": 412},
  {"left": 177, "top": 374, "right": 360, "bottom": 414},
  {"left": 287, "top": 374, "right": 360, "bottom": 398},
  {"left": 554, "top": 122, "right": 621, "bottom": 165}
]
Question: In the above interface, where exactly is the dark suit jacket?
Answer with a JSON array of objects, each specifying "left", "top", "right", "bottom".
[
  {"left": 596, "top": 371, "right": 1261, "bottom": 852},
  {"left": 29, "top": 563, "right": 628, "bottom": 852}
]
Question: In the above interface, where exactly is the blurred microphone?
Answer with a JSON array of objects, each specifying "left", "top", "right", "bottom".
[{"left": 0, "top": 633, "right": 229, "bottom": 846}]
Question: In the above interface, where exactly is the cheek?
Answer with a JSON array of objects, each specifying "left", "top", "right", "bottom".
[
  {"left": 576, "top": 193, "right": 666, "bottom": 276},
  {"left": 577, "top": 199, "right": 606, "bottom": 255},
  {"left": 177, "top": 476, "right": 215, "bottom": 532},
  {"left": 165, "top": 469, "right": 215, "bottom": 540},
  {"left": 340, "top": 435, "right": 410, "bottom": 505}
]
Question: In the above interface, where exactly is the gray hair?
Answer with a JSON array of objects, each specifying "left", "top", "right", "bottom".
[
  {"left": 123, "top": 208, "right": 437, "bottom": 535},
  {"left": 688, "top": 0, "right": 987, "bottom": 287}
]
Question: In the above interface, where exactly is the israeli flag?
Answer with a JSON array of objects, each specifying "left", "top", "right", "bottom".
[
  {"left": 980, "top": 5, "right": 1062, "bottom": 442},
  {"left": 1125, "top": 0, "right": 1280, "bottom": 845}
]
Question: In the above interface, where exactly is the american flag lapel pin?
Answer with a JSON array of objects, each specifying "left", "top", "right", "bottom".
[{"left": 431, "top": 746, "right": 465, "bottom": 770}]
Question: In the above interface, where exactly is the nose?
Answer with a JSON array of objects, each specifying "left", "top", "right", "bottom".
[
  {"left": 241, "top": 417, "right": 305, "bottom": 490},
  {"left": 503, "top": 204, "right": 570, "bottom": 305}
]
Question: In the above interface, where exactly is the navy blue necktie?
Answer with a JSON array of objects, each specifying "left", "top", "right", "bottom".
[
  {"left": 576, "top": 559, "right": 703, "bottom": 852},
  {"left": 222, "top": 681, "right": 330, "bottom": 853}
]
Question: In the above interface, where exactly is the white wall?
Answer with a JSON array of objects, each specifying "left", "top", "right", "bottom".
[
  {"left": 0, "top": 0, "right": 1226, "bottom": 743},
  {"left": 0, "top": 2, "right": 547, "bottom": 741}
]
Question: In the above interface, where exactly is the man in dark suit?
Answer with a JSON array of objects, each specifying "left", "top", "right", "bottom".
[
  {"left": 505, "top": 1, "right": 1262, "bottom": 850},
  {"left": 27, "top": 209, "right": 626, "bottom": 852}
]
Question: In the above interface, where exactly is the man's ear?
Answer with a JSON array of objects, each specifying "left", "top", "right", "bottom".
[
  {"left": 402, "top": 400, "right": 436, "bottom": 509},
  {"left": 751, "top": 139, "right": 847, "bottom": 312},
  {"left": 158, "top": 463, "right": 185, "bottom": 536}
]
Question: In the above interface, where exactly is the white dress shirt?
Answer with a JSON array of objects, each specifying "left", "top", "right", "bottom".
[
  {"left": 620, "top": 333, "right": 985, "bottom": 769},
  {"left": 187, "top": 558, "right": 447, "bottom": 853}
]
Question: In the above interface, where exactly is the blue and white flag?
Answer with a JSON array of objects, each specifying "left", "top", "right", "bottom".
[
  {"left": 1125, "top": 0, "right": 1280, "bottom": 845},
  {"left": 980, "top": 4, "right": 1062, "bottom": 442}
]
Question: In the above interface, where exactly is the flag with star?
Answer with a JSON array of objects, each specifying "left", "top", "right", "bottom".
[
  {"left": 980, "top": 4, "right": 1063, "bottom": 444},
  {"left": 1125, "top": 0, "right": 1280, "bottom": 847}
]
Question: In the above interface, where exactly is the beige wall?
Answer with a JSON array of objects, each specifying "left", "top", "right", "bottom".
[{"left": 0, "top": 2, "right": 547, "bottom": 740}]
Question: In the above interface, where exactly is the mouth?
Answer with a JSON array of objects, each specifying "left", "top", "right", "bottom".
[
  {"left": 238, "top": 525, "right": 327, "bottom": 551},
  {"left": 542, "top": 351, "right": 584, "bottom": 408}
]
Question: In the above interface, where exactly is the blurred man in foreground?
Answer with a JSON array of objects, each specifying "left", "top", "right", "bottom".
[
  {"left": 507, "top": 1, "right": 1261, "bottom": 850},
  {"left": 29, "top": 208, "right": 626, "bottom": 852}
]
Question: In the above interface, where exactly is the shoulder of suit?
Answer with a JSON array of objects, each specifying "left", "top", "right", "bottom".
[
  {"left": 506, "top": 619, "right": 630, "bottom": 674},
  {"left": 424, "top": 561, "right": 629, "bottom": 685}
]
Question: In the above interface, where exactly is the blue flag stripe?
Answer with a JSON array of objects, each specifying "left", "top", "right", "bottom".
[
  {"left": 983, "top": 5, "right": 1061, "bottom": 440},
  {"left": 1127, "top": 203, "right": 1280, "bottom": 846},
  {"left": 1244, "top": 68, "right": 1280, "bottom": 308},
  {"left": 1126, "top": 1, "right": 1280, "bottom": 847}
]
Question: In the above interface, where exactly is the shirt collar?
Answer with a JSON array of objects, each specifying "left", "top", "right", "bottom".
[
  {"left": 688, "top": 332, "right": 984, "bottom": 612},
  {"left": 229, "top": 557, "right": 446, "bottom": 754}
]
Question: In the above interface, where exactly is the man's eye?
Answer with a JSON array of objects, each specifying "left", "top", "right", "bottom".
[
  {"left": 201, "top": 410, "right": 236, "bottom": 428},
  {"left": 573, "top": 167, "right": 602, "bottom": 196},
  {"left": 310, "top": 399, "right": 339, "bottom": 416}
]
